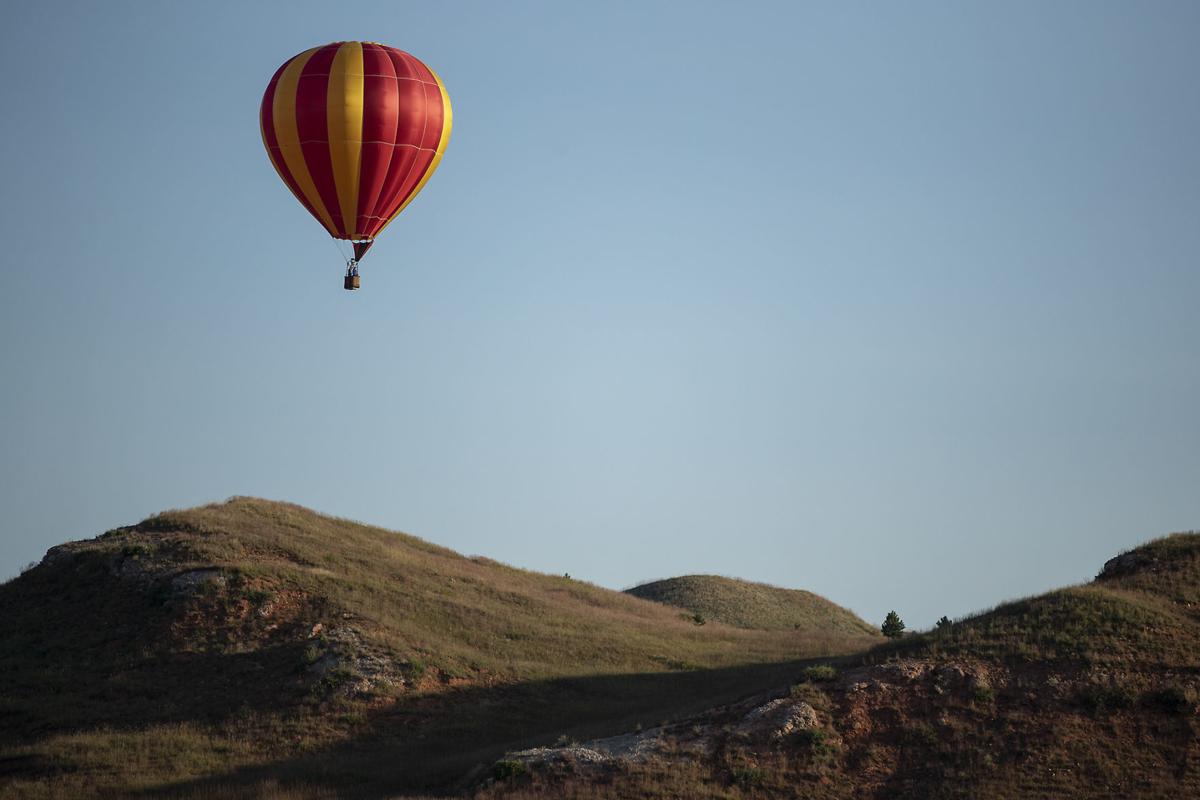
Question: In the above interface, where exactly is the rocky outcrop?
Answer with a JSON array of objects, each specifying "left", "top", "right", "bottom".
[
  {"left": 304, "top": 624, "right": 406, "bottom": 698},
  {"left": 736, "top": 698, "right": 820, "bottom": 739}
]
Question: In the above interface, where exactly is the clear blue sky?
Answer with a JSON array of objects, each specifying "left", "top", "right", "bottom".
[{"left": 2, "top": 1, "right": 1197, "bottom": 629}]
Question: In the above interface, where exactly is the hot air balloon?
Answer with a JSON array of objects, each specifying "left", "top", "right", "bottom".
[{"left": 260, "top": 42, "right": 452, "bottom": 290}]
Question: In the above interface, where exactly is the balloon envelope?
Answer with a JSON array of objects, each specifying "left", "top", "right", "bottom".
[{"left": 260, "top": 42, "right": 452, "bottom": 250}]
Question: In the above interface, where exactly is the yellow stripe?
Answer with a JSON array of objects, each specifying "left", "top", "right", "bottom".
[
  {"left": 260, "top": 110, "right": 293, "bottom": 196},
  {"left": 376, "top": 68, "right": 453, "bottom": 235},
  {"left": 272, "top": 48, "right": 338, "bottom": 235},
  {"left": 327, "top": 42, "right": 365, "bottom": 238}
]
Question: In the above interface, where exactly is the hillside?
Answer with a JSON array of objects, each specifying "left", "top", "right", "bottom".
[
  {"left": 626, "top": 575, "right": 878, "bottom": 636},
  {"left": 0, "top": 498, "right": 876, "bottom": 798},
  {"left": 479, "top": 533, "right": 1200, "bottom": 799}
]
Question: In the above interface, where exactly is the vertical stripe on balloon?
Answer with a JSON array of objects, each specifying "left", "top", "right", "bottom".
[
  {"left": 271, "top": 48, "right": 338, "bottom": 235},
  {"left": 356, "top": 44, "right": 400, "bottom": 238},
  {"left": 327, "top": 42, "right": 365, "bottom": 238},
  {"left": 384, "top": 67, "right": 453, "bottom": 227},
  {"left": 295, "top": 44, "right": 346, "bottom": 236},
  {"left": 366, "top": 49, "right": 433, "bottom": 238},
  {"left": 261, "top": 61, "right": 328, "bottom": 232}
]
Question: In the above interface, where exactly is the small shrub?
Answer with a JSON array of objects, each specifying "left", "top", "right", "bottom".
[
  {"left": 789, "top": 682, "right": 830, "bottom": 710},
  {"left": 802, "top": 665, "right": 838, "bottom": 683},
  {"left": 971, "top": 685, "right": 996, "bottom": 704},
  {"left": 730, "top": 766, "right": 765, "bottom": 787},
  {"left": 308, "top": 663, "right": 356, "bottom": 698},
  {"left": 691, "top": 612, "right": 706, "bottom": 626},
  {"left": 302, "top": 644, "right": 322, "bottom": 666},
  {"left": 246, "top": 588, "right": 273, "bottom": 605},
  {"left": 1078, "top": 684, "right": 1136, "bottom": 714},
  {"left": 405, "top": 658, "right": 427, "bottom": 680},
  {"left": 935, "top": 615, "right": 953, "bottom": 631},
  {"left": 796, "top": 728, "right": 838, "bottom": 757},
  {"left": 882, "top": 611, "right": 906, "bottom": 638},
  {"left": 492, "top": 760, "right": 528, "bottom": 781},
  {"left": 901, "top": 722, "right": 938, "bottom": 747},
  {"left": 122, "top": 543, "right": 151, "bottom": 559}
]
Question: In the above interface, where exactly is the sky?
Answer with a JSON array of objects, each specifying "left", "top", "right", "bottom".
[{"left": 1, "top": 1, "right": 1198, "bottom": 629}]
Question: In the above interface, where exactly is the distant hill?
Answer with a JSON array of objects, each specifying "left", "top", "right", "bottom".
[
  {"left": 626, "top": 575, "right": 878, "bottom": 637},
  {"left": 480, "top": 532, "right": 1200, "bottom": 800},
  {"left": 0, "top": 498, "right": 875, "bottom": 798}
]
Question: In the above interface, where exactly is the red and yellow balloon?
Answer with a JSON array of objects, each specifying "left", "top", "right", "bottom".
[{"left": 260, "top": 42, "right": 451, "bottom": 284}]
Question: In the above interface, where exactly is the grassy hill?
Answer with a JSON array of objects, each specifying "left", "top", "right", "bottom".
[
  {"left": 0, "top": 498, "right": 876, "bottom": 798},
  {"left": 626, "top": 575, "right": 878, "bottom": 636},
  {"left": 477, "top": 533, "right": 1200, "bottom": 800}
]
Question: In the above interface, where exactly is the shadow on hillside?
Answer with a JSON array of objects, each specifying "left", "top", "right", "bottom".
[
  {"left": 0, "top": 563, "right": 325, "bottom": 747},
  {"left": 133, "top": 656, "right": 839, "bottom": 799}
]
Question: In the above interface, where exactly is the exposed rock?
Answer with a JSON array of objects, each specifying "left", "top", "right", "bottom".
[
  {"left": 509, "top": 745, "right": 609, "bottom": 765},
  {"left": 1098, "top": 551, "right": 1153, "bottom": 580},
  {"left": 738, "top": 698, "right": 820, "bottom": 739},
  {"left": 304, "top": 625, "right": 404, "bottom": 698},
  {"left": 509, "top": 726, "right": 669, "bottom": 767},
  {"left": 875, "top": 661, "right": 932, "bottom": 683},
  {"left": 170, "top": 568, "right": 226, "bottom": 595},
  {"left": 40, "top": 545, "right": 77, "bottom": 568}
]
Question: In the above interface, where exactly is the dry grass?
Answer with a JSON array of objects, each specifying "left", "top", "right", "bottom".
[
  {"left": 872, "top": 532, "right": 1200, "bottom": 668},
  {"left": 0, "top": 497, "right": 876, "bottom": 798},
  {"left": 472, "top": 532, "right": 1200, "bottom": 800}
]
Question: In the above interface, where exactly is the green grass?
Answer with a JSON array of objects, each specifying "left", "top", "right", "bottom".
[{"left": 625, "top": 574, "right": 879, "bottom": 636}]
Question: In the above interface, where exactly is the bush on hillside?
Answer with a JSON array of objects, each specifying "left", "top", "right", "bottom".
[
  {"left": 1078, "top": 683, "right": 1137, "bottom": 714},
  {"left": 881, "top": 611, "right": 906, "bottom": 638},
  {"left": 730, "top": 766, "right": 765, "bottom": 787},
  {"left": 492, "top": 760, "right": 528, "bottom": 781},
  {"left": 801, "top": 665, "right": 838, "bottom": 683}
]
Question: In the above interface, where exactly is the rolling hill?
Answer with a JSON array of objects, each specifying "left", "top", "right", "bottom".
[
  {"left": 626, "top": 574, "right": 878, "bottom": 636},
  {"left": 479, "top": 533, "right": 1200, "bottom": 799},
  {"left": 0, "top": 497, "right": 876, "bottom": 798}
]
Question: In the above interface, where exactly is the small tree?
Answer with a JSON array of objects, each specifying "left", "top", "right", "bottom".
[
  {"left": 881, "top": 610, "right": 906, "bottom": 638},
  {"left": 935, "top": 615, "right": 952, "bottom": 631}
]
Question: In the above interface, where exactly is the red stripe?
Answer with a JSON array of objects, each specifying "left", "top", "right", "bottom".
[
  {"left": 416, "top": 79, "right": 445, "bottom": 151},
  {"left": 389, "top": 47, "right": 425, "bottom": 81},
  {"left": 261, "top": 58, "right": 328, "bottom": 230},
  {"left": 294, "top": 44, "right": 348, "bottom": 236},
  {"left": 355, "top": 43, "right": 399, "bottom": 237},
  {"left": 365, "top": 48, "right": 443, "bottom": 235}
]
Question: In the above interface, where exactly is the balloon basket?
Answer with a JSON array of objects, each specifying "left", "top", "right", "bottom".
[{"left": 344, "top": 275, "right": 361, "bottom": 290}]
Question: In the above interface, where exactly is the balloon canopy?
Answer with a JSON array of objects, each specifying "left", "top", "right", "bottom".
[{"left": 260, "top": 42, "right": 452, "bottom": 262}]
